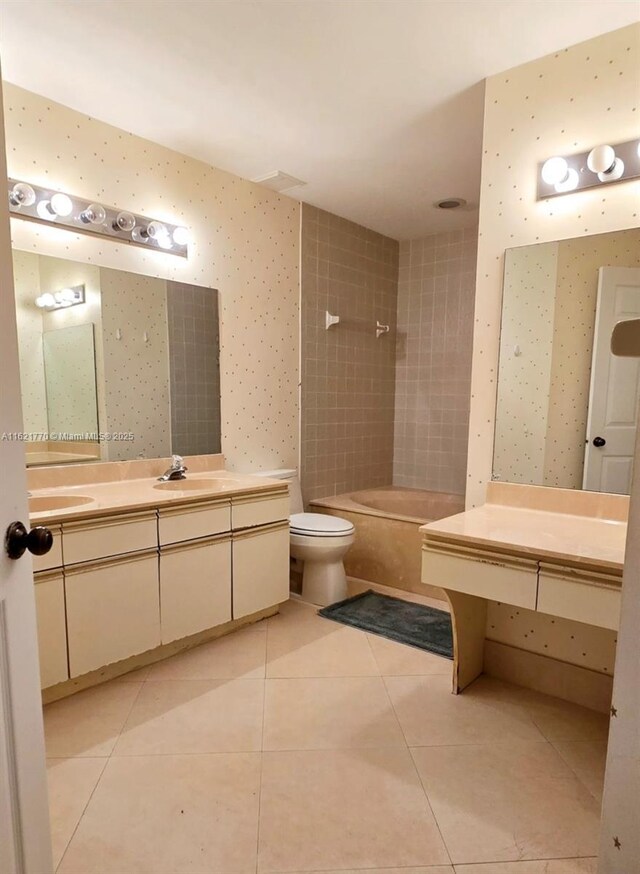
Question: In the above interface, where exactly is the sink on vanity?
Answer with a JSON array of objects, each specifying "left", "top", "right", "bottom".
[{"left": 30, "top": 458, "right": 290, "bottom": 700}]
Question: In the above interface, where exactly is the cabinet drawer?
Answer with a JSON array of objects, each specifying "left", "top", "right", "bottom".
[
  {"left": 62, "top": 511, "right": 158, "bottom": 565},
  {"left": 537, "top": 564, "right": 621, "bottom": 630},
  {"left": 65, "top": 550, "right": 161, "bottom": 677},
  {"left": 232, "top": 490, "right": 289, "bottom": 531},
  {"left": 34, "top": 570, "right": 69, "bottom": 689},
  {"left": 159, "top": 535, "right": 232, "bottom": 643},
  {"left": 32, "top": 523, "right": 62, "bottom": 572},
  {"left": 422, "top": 540, "right": 539, "bottom": 609},
  {"left": 158, "top": 500, "right": 231, "bottom": 546},
  {"left": 232, "top": 521, "right": 290, "bottom": 619}
]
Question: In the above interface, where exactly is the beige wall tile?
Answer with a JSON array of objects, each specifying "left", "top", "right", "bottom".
[{"left": 300, "top": 203, "right": 399, "bottom": 503}]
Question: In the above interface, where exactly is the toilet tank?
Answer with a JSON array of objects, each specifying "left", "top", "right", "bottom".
[{"left": 252, "top": 469, "right": 302, "bottom": 514}]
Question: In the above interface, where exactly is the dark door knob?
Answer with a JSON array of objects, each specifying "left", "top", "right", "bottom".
[
  {"left": 593, "top": 436, "right": 607, "bottom": 448},
  {"left": 5, "top": 522, "right": 54, "bottom": 560}
]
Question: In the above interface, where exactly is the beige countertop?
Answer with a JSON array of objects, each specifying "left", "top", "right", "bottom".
[
  {"left": 29, "top": 470, "right": 287, "bottom": 525},
  {"left": 421, "top": 502, "right": 627, "bottom": 574}
]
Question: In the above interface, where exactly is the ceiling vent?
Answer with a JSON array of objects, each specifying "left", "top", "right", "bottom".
[
  {"left": 251, "top": 171, "right": 307, "bottom": 192},
  {"left": 434, "top": 197, "right": 467, "bottom": 210}
]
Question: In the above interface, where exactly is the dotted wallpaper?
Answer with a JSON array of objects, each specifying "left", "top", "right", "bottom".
[
  {"left": 494, "top": 241, "right": 558, "bottom": 484},
  {"left": 3, "top": 82, "right": 300, "bottom": 473},
  {"left": 468, "top": 24, "right": 639, "bottom": 675},
  {"left": 100, "top": 268, "right": 171, "bottom": 461},
  {"left": 13, "top": 250, "right": 48, "bottom": 433}
]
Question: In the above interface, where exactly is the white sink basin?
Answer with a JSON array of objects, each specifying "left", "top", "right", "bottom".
[{"left": 29, "top": 495, "right": 94, "bottom": 513}]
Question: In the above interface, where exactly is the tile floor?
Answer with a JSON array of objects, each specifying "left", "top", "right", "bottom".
[{"left": 46, "top": 596, "right": 607, "bottom": 873}]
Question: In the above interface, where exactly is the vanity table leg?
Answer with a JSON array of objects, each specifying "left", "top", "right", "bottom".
[{"left": 443, "top": 589, "right": 487, "bottom": 693}]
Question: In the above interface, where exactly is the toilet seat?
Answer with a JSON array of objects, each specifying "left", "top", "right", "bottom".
[{"left": 290, "top": 512, "right": 355, "bottom": 537}]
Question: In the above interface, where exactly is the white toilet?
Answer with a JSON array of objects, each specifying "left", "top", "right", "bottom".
[{"left": 254, "top": 469, "right": 355, "bottom": 606}]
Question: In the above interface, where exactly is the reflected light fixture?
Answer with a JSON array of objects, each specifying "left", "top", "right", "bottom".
[
  {"left": 35, "top": 284, "right": 85, "bottom": 310},
  {"left": 538, "top": 138, "right": 640, "bottom": 199},
  {"left": 7, "top": 178, "right": 189, "bottom": 258}
]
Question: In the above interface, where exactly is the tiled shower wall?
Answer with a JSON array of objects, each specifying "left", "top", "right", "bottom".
[
  {"left": 301, "top": 205, "right": 399, "bottom": 503},
  {"left": 393, "top": 228, "right": 477, "bottom": 494},
  {"left": 167, "top": 281, "right": 221, "bottom": 457}
]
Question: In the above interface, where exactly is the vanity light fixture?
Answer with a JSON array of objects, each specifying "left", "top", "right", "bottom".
[
  {"left": 35, "top": 283, "right": 85, "bottom": 311},
  {"left": 7, "top": 178, "right": 189, "bottom": 258},
  {"left": 537, "top": 138, "right": 640, "bottom": 199}
]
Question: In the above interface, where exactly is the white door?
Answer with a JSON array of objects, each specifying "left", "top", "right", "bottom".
[
  {"left": 583, "top": 267, "right": 640, "bottom": 494},
  {"left": 0, "top": 82, "right": 54, "bottom": 871}
]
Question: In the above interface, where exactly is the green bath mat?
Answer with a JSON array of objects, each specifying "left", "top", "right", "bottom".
[{"left": 318, "top": 590, "right": 453, "bottom": 659}]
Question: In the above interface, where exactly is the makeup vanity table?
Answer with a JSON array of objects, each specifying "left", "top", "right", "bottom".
[{"left": 421, "top": 482, "right": 627, "bottom": 692}]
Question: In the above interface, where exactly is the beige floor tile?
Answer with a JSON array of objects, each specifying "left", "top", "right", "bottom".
[
  {"left": 266, "top": 610, "right": 379, "bottom": 678},
  {"left": 258, "top": 748, "right": 450, "bottom": 871},
  {"left": 272, "top": 869, "right": 454, "bottom": 874},
  {"left": 113, "top": 678, "right": 264, "bottom": 755},
  {"left": 263, "top": 677, "right": 405, "bottom": 750},
  {"left": 454, "top": 860, "right": 597, "bottom": 873},
  {"left": 515, "top": 689, "right": 610, "bottom": 742},
  {"left": 146, "top": 627, "right": 267, "bottom": 680},
  {"left": 58, "top": 753, "right": 261, "bottom": 873},
  {"left": 412, "top": 742, "right": 601, "bottom": 864},
  {"left": 552, "top": 739, "right": 607, "bottom": 801},
  {"left": 118, "top": 665, "right": 151, "bottom": 682},
  {"left": 347, "top": 580, "right": 451, "bottom": 613},
  {"left": 47, "top": 757, "right": 107, "bottom": 869},
  {"left": 385, "top": 675, "right": 545, "bottom": 746},
  {"left": 44, "top": 680, "right": 143, "bottom": 758},
  {"left": 367, "top": 634, "right": 453, "bottom": 676}
]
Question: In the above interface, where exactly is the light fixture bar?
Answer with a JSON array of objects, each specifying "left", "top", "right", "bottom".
[
  {"left": 7, "top": 178, "right": 189, "bottom": 258},
  {"left": 35, "top": 283, "right": 85, "bottom": 311},
  {"left": 537, "top": 139, "right": 640, "bottom": 200}
]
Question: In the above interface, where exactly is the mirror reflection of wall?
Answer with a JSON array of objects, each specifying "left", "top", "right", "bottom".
[
  {"left": 493, "top": 228, "right": 640, "bottom": 495},
  {"left": 13, "top": 251, "right": 221, "bottom": 466}
]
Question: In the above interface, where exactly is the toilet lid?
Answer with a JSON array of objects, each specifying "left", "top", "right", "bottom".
[{"left": 290, "top": 512, "right": 355, "bottom": 536}]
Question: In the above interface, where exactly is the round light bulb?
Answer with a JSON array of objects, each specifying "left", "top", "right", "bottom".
[
  {"left": 50, "top": 193, "right": 74, "bottom": 217},
  {"left": 80, "top": 203, "right": 106, "bottom": 225},
  {"left": 146, "top": 220, "right": 168, "bottom": 240},
  {"left": 156, "top": 234, "right": 173, "bottom": 250},
  {"left": 131, "top": 226, "right": 148, "bottom": 243},
  {"left": 9, "top": 182, "right": 36, "bottom": 207},
  {"left": 40, "top": 293, "right": 55, "bottom": 308},
  {"left": 541, "top": 156, "right": 569, "bottom": 186},
  {"left": 113, "top": 211, "right": 136, "bottom": 232},
  {"left": 59, "top": 288, "right": 76, "bottom": 302},
  {"left": 172, "top": 226, "right": 189, "bottom": 246},
  {"left": 554, "top": 168, "right": 579, "bottom": 193},
  {"left": 598, "top": 157, "right": 624, "bottom": 182},
  {"left": 587, "top": 145, "right": 615, "bottom": 175},
  {"left": 35, "top": 295, "right": 46, "bottom": 308},
  {"left": 36, "top": 200, "right": 56, "bottom": 220}
]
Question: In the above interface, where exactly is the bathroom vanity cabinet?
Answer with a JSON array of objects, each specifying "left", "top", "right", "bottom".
[
  {"left": 421, "top": 483, "right": 626, "bottom": 693},
  {"left": 31, "top": 484, "right": 290, "bottom": 694}
]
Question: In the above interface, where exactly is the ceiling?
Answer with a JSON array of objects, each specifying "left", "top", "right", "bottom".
[{"left": 0, "top": 1, "right": 637, "bottom": 240}]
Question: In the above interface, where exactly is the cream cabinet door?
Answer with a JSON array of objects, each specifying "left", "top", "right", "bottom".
[
  {"left": 159, "top": 536, "right": 232, "bottom": 643},
  {"left": 65, "top": 550, "right": 161, "bottom": 677},
  {"left": 537, "top": 563, "right": 621, "bottom": 630},
  {"left": 422, "top": 539, "right": 539, "bottom": 609},
  {"left": 34, "top": 571, "right": 68, "bottom": 690},
  {"left": 232, "top": 522, "right": 290, "bottom": 619},
  {"left": 231, "top": 490, "right": 290, "bottom": 530}
]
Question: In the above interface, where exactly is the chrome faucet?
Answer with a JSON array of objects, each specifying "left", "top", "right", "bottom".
[{"left": 158, "top": 454, "right": 188, "bottom": 481}]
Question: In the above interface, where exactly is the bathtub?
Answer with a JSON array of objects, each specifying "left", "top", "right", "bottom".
[{"left": 309, "top": 486, "right": 464, "bottom": 599}]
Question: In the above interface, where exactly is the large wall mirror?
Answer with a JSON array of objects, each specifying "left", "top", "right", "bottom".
[
  {"left": 493, "top": 228, "right": 640, "bottom": 495},
  {"left": 13, "top": 250, "right": 221, "bottom": 466}
]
